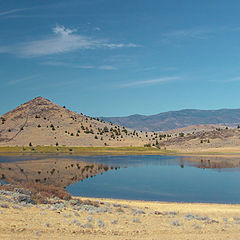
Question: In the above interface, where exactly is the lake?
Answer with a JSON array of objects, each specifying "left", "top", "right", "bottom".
[{"left": 1, "top": 154, "right": 240, "bottom": 203}]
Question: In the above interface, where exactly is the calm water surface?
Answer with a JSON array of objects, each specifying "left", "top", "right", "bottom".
[
  {"left": 66, "top": 155, "right": 240, "bottom": 203},
  {"left": 1, "top": 154, "right": 240, "bottom": 203}
]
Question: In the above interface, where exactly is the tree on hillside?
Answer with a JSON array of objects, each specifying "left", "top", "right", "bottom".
[{"left": 103, "top": 126, "right": 109, "bottom": 132}]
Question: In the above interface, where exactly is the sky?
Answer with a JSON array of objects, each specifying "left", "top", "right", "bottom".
[{"left": 1, "top": 0, "right": 240, "bottom": 117}]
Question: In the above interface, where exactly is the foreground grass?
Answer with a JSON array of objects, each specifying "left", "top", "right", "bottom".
[
  {"left": 1, "top": 194, "right": 240, "bottom": 240},
  {"left": 0, "top": 146, "right": 177, "bottom": 155}
]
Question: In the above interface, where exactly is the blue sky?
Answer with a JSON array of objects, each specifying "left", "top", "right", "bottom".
[{"left": 1, "top": 0, "right": 240, "bottom": 117}]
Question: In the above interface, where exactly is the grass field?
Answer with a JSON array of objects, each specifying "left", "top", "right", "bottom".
[
  {"left": 0, "top": 146, "right": 177, "bottom": 155},
  {"left": 1, "top": 146, "right": 240, "bottom": 157}
]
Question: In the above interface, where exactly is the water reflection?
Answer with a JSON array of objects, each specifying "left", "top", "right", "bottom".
[
  {"left": 1, "top": 155, "right": 240, "bottom": 203},
  {"left": 0, "top": 158, "right": 110, "bottom": 188}
]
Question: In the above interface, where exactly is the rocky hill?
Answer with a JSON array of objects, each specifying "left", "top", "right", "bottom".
[
  {"left": 0, "top": 97, "right": 149, "bottom": 147},
  {"left": 100, "top": 109, "right": 240, "bottom": 131}
]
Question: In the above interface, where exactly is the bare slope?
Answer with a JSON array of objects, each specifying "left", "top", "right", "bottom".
[
  {"left": 160, "top": 127, "right": 240, "bottom": 152},
  {"left": 0, "top": 97, "right": 149, "bottom": 147}
]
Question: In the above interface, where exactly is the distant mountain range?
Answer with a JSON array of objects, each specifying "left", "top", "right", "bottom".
[{"left": 100, "top": 109, "right": 240, "bottom": 131}]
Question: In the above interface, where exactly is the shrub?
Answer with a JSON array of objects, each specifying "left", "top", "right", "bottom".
[
  {"left": 144, "top": 143, "right": 151, "bottom": 147},
  {"left": 103, "top": 126, "right": 109, "bottom": 132},
  {"left": 1, "top": 117, "right": 5, "bottom": 124},
  {"left": 179, "top": 132, "right": 185, "bottom": 137},
  {"left": 23, "top": 182, "right": 71, "bottom": 203}
]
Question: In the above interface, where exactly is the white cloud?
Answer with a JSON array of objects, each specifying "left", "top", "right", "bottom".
[
  {"left": 98, "top": 65, "right": 117, "bottom": 70},
  {"left": 117, "top": 77, "right": 180, "bottom": 88},
  {"left": 8, "top": 75, "right": 39, "bottom": 86},
  {"left": 163, "top": 29, "right": 211, "bottom": 39},
  {"left": 42, "top": 60, "right": 117, "bottom": 70},
  {"left": 95, "top": 27, "right": 101, "bottom": 31},
  {"left": 42, "top": 60, "right": 94, "bottom": 69},
  {"left": 0, "top": 8, "right": 27, "bottom": 17},
  {"left": 0, "top": 25, "right": 138, "bottom": 58},
  {"left": 226, "top": 77, "right": 240, "bottom": 82}
]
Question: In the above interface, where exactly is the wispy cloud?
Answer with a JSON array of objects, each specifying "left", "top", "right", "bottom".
[
  {"left": 0, "top": 8, "right": 27, "bottom": 17},
  {"left": 117, "top": 77, "right": 180, "bottom": 88},
  {"left": 162, "top": 26, "right": 240, "bottom": 43},
  {"left": 225, "top": 77, "right": 240, "bottom": 82},
  {"left": 42, "top": 60, "right": 94, "bottom": 69},
  {"left": 162, "top": 28, "right": 212, "bottom": 40},
  {"left": 42, "top": 60, "right": 117, "bottom": 70},
  {"left": 98, "top": 65, "right": 117, "bottom": 70},
  {"left": 8, "top": 75, "right": 39, "bottom": 86},
  {"left": 0, "top": 25, "right": 138, "bottom": 58}
]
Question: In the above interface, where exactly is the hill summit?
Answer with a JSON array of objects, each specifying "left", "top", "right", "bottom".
[{"left": 0, "top": 97, "right": 148, "bottom": 147}]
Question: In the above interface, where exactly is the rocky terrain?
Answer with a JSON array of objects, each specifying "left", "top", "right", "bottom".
[
  {"left": 1, "top": 187, "right": 240, "bottom": 239},
  {"left": 159, "top": 127, "right": 240, "bottom": 152}
]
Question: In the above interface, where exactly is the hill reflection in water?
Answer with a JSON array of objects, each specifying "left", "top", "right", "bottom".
[{"left": 1, "top": 155, "right": 240, "bottom": 203}]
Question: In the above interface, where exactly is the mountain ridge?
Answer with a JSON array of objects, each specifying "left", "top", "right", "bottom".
[{"left": 100, "top": 108, "right": 240, "bottom": 131}]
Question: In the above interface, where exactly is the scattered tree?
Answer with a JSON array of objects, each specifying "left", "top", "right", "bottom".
[{"left": 179, "top": 132, "right": 185, "bottom": 137}]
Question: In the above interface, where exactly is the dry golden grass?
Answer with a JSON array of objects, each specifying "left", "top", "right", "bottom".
[{"left": 1, "top": 196, "right": 240, "bottom": 239}]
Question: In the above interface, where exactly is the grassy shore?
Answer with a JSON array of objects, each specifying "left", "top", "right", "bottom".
[
  {"left": 1, "top": 145, "right": 240, "bottom": 157},
  {"left": 0, "top": 146, "right": 177, "bottom": 155}
]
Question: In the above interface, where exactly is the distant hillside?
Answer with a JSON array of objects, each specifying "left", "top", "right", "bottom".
[{"left": 100, "top": 109, "right": 240, "bottom": 131}]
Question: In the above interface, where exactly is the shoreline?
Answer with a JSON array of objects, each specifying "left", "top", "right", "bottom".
[
  {"left": 76, "top": 196, "right": 240, "bottom": 206},
  {"left": 1, "top": 146, "right": 240, "bottom": 157}
]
